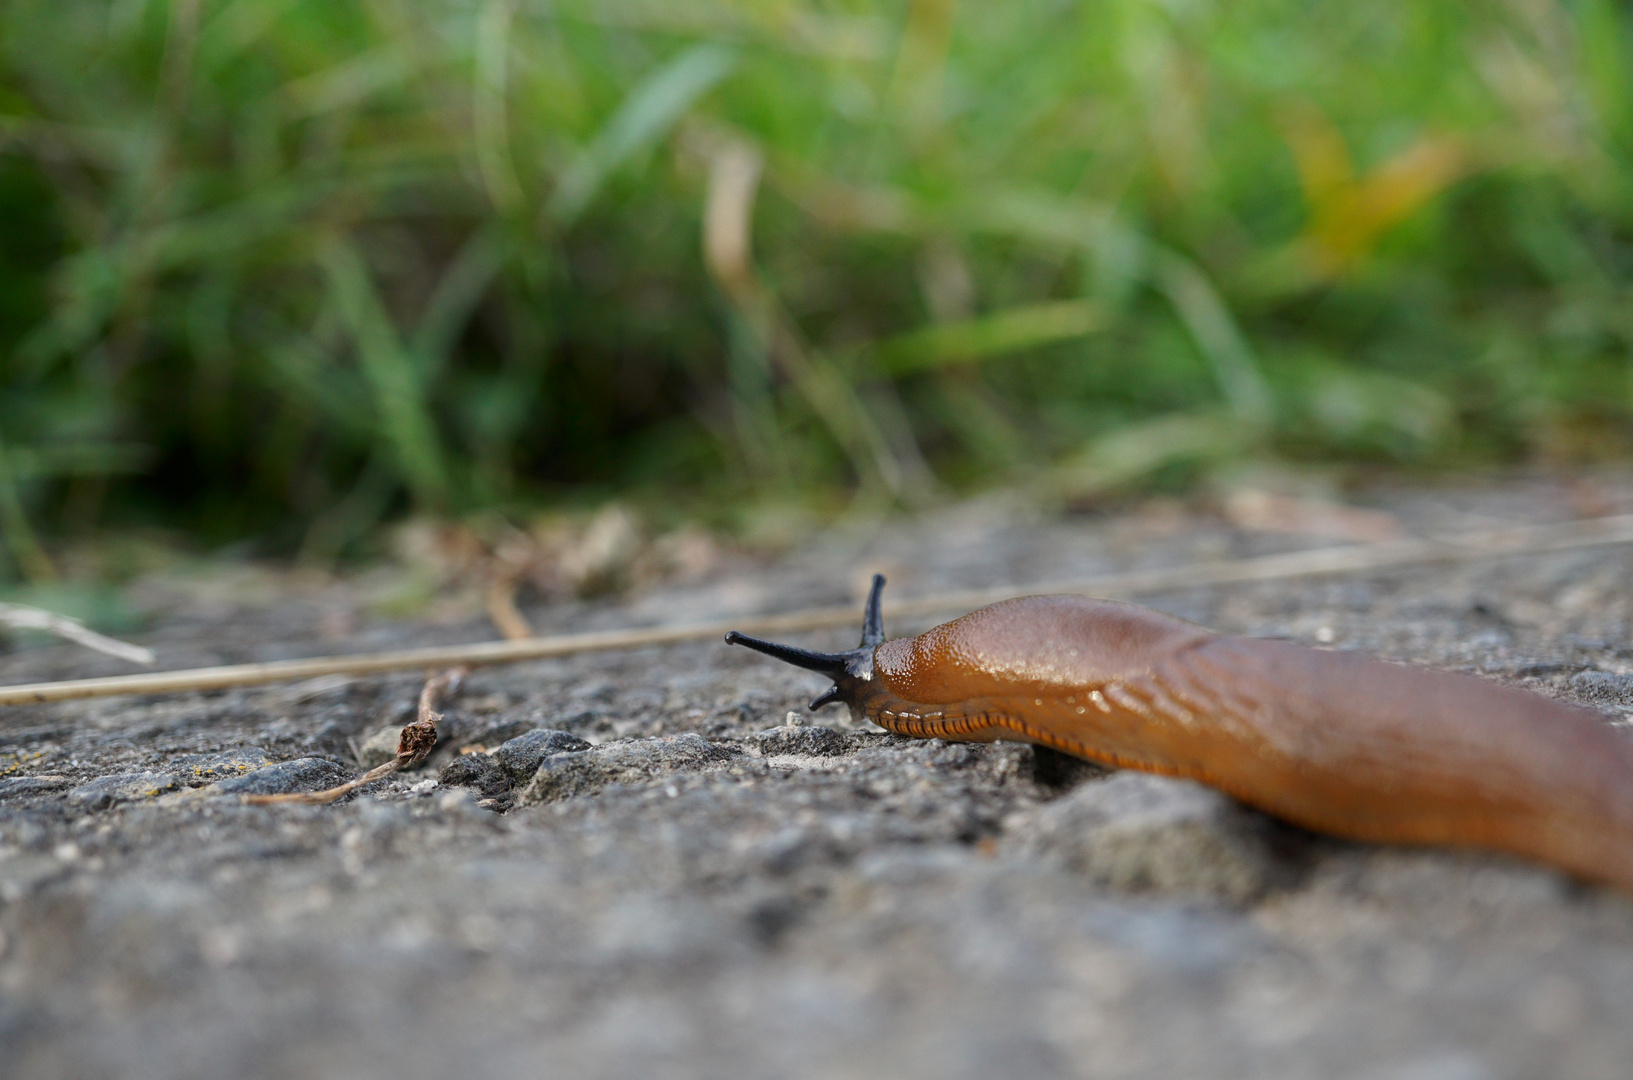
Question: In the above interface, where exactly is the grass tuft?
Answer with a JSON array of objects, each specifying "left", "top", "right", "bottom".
[{"left": 1, "top": 0, "right": 1631, "bottom": 566}]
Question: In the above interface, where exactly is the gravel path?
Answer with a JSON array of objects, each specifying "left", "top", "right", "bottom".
[{"left": 4, "top": 475, "right": 1633, "bottom": 1080}]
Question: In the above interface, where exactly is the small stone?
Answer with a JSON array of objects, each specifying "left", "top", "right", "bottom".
[
  {"left": 1011, "top": 772, "right": 1278, "bottom": 903},
  {"left": 209, "top": 758, "right": 352, "bottom": 796},
  {"left": 1569, "top": 670, "right": 1633, "bottom": 708},
  {"left": 67, "top": 772, "right": 182, "bottom": 810},
  {"left": 0, "top": 855, "right": 65, "bottom": 903},
  {"left": 491, "top": 728, "right": 592, "bottom": 784},
  {"left": 436, "top": 788, "right": 477, "bottom": 813},
  {"left": 0, "top": 775, "right": 72, "bottom": 801},
  {"left": 356, "top": 725, "right": 404, "bottom": 768},
  {"left": 753, "top": 725, "right": 847, "bottom": 757},
  {"left": 514, "top": 733, "right": 737, "bottom": 806},
  {"left": 466, "top": 718, "right": 546, "bottom": 749},
  {"left": 437, "top": 753, "right": 511, "bottom": 799},
  {"left": 167, "top": 748, "right": 274, "bottom": 786}
]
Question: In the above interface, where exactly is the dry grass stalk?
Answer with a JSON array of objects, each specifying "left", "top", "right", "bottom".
[
  {"left": 5, "top": 512, "right": 1633, "bottom": 707},
  {"left": 484, "top": 573, "right": 534, "bottom": 641},
  {"left": 0, "top": 602, "right": 155, "bottom": 666},
  {"left": 242, "top": 667, "right": 466, "bottom": 806}
]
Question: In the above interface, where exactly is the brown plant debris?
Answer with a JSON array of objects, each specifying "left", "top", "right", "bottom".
[{"left": 242, "top": 667, "right": 466, "bottom": 806}]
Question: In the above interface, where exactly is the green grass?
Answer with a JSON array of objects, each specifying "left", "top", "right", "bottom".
[{"left": 2, "top": 0, "right": 1632, "bottom": 575}]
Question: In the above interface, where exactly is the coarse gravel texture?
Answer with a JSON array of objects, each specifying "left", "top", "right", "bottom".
[{"left": 4, "top": 474, "right": 1633, "bottom": 1079}]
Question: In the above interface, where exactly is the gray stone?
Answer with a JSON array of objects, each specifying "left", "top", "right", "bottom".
[
  {"left": 65, "top": 771, "right": 181, "bottom": 810},
  {"left": 166, "top": 748, "right": 274, "bottom": 786},
  {"left": 356, "top": 724, "right": 404, "bottom": 768},
  {"left": 0, "top": 854, "right": 67, "bottom": 903},
  {"left": 207, "top": 757, "right": 352, "bottom": 796},
  {"left": 0, "top": 776, "right": 71, "bottom": 801},
  {"left": 1009, "top": 771, "right": 1279, "bottom": 902},
  {"left": 491, "top": 728, "right": 592, "bottom": 784},
  {"left": 752, "top": 724, "right": 847, "bottom": 757},
  {"left": 437, "top": 752, "right": 511, "bottom": 800},
  {"left": 514, "top": 733, "right": 737, "bottom": 805},
  {"left": 1569, "top": 670, "right": 1633, "bottom": 708}
]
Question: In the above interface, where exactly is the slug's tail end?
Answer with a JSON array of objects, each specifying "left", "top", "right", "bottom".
[{"left": 725, "top": 575, "right": 888, "bottom": 712}]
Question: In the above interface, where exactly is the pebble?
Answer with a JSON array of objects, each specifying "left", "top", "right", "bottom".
[
  {"left": 0, "top": 854, "right": 66, "bottom": 903},
  {"left": 208, "top": 758, "right": 352, "bottom": 796},
  {"left": 66, "top": 772, "right": 182, "bottom": 810},
  {"left": 491, "top": 728, "right": 592, "bottom": 784},
  {"left": 1568, "top": 670, "right": 1633, "bottom": 709},
  {"left": 0, "top": 776, "right": 72, "bottom": 801},
  {"left": 166, "top": 748, "right": 275, "bottom": 786},
  {"left": 356, "top": 725, "right": 405, "bottom": 768},
  {"left": 437, "top": 753, "right": 511, "bottom": 800},
  {"left": 752, "top": 724, "right": 848, "bottom": 757},
  {"left": 514, "top": 733, "right": 738, "bottom": 805},
  {"left": 1009, "top": 771, "right": 1279, "bottom": 902}
]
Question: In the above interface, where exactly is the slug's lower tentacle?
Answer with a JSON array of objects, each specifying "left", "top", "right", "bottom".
[{"left": 722, "top": 632, "right": 856, "bottom": 679}]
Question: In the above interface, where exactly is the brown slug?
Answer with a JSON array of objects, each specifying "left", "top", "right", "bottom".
[{"left": 727, "top": 575, "right": 1633, "bottom": 891}]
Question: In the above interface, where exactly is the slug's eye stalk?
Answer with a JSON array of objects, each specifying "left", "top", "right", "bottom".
[
  {"left": 721, "top": 633, "right": 855, "bottom": 679},
  {"left": 860, "top": 572, "right": 886, "bottom": 647},
  {"left": 725, "top": 574, "right": 886, "bottom": 712}
]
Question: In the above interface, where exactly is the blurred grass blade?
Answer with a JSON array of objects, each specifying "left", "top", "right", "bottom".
[
  {"left": 297, "top": 452, "right": 399, "bottom": 569},
  {"left": 284, "top": 45, "right": 413, "bottom": 117},
  {"left": 1580, "top": 0, "right": 1633, "bottom": 153},
  {"left": 257, "top": 329, "right": 378, "bottom": 441},
  {"left": 703, "top": 136, "right": 913, "bottom": 496},
  {"left": 870, "top": 299, "right": 1108, "bottom": 375},
  {"left": 974, "top": 192, "right": 1272, "bottom": 427},
  {"left": 4, "top": 443, "right": 155, "bottom": 480},
  {"left": 197, "top": 0, "right": 298, "bottom": 72},
  {"left": 547, "top": 42, "right": 737, "bottom": 226},
  {"left": 1149, "top": 253, "right": 1273, "bottom": 429},
  {"left": 410, "top": 225, "right": 507, "bottom": 376},
  {"left": 474, "top": 0, "right": 524, "bottom": 214},
  {"left": 0, "top": 429, "right": 57, "bottom": 584},
  {"left": 1280, "top": 104, "right": 1465, "bottom": 277},
  {"left": 320, "top": 239, "right": 450, "bottom": 508},
  {"left": 1045, "top": 412, "right": 1247, "bottom": 501}
]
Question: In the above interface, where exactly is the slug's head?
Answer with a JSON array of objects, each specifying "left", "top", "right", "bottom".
[{"left": 725, "top": 573, "right": 886, "bottom": 713}]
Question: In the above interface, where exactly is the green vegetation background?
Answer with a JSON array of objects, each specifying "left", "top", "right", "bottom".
[{"left": 2, "top": 0, "right": 1631, "bottom": 578}]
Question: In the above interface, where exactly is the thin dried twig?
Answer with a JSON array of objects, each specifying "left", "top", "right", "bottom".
[
  {"left": 0, "top": 602, "right": 155, "bottom": 666},
  {"left": 484, "top": 572, "right": 534, "bottom": 641},
  {"left": 6, "top": 512, "right": 1633, "bottom": 707},
  {"left": 242, "top": 667, "right": 466, "bottom": 806}
]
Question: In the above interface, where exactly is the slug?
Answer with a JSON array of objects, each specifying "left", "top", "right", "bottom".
[{"left": 727, "top": 575, "right": 1633, "bottom": 891}]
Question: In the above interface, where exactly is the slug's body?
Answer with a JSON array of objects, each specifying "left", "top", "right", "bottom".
[{"left": 727, "top": 577, "right": 1633, "bottom": 891}]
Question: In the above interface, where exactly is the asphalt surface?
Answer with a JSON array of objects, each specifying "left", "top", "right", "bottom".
[{"left": 4, "top": 475, "right": 1633, "bottom": 1080}]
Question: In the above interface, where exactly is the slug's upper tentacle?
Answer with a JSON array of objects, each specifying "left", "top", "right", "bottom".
[
  {"left": 860, "top": 573, "right": 886, "bottom": 647},
  {"left": 724, "top": 575, "right": 886, "bottom": 711}
]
